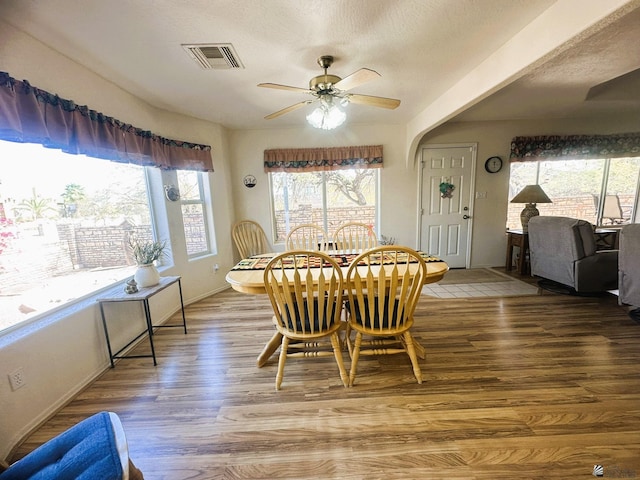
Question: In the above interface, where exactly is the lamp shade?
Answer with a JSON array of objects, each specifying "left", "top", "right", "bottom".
[
  {"left": 510, "top": 184, "right": 552, "bottom": 204},
  {"left": 510, "top": 184, "right": 552, "bottom": 233}
]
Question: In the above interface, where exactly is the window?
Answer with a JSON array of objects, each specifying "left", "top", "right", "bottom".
[
  {"left": 177, "top": 170, "right": 213, "bottom": 257},
  {"left": 0, "top": 140, "right": 157, "bottom": 333},
  {"left": 270, "top": 168, "right": 378, "bottom": 242},
  {"left": 507, "top": 157, "right": 640, "bottom": 229}
]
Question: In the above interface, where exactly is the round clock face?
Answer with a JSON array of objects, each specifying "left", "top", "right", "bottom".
[{"left": 485, "top": 156, "right": 503, "bottom": 173}]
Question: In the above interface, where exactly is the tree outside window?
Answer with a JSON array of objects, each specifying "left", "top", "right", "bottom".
[{"left": 270, "top": 168, "right": 378, "bottom": 242}]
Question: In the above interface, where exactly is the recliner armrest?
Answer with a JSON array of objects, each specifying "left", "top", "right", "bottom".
[{"left": 575, "top": 250, "right": 619, "bottom": 292}]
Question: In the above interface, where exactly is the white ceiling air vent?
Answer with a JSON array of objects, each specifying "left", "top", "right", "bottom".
[{"left": 182, "top": 43, "right": 244, "bottom": 70}]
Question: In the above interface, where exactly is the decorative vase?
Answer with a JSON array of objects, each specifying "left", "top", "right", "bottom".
[
  {"left": 134, "top": 264, "right": 160, "bottom": 287},
  {"left": 520, "top": 202, "right": 540, "bottom": 233}
]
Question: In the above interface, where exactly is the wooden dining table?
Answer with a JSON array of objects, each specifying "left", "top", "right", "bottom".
[{"left": 225, "top": 250, "right": 449, "bottom": 367}]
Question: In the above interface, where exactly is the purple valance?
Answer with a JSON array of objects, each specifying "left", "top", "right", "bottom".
[
  {"left": 0, "top": 72, "right": 213, "bottom": 171},
  {"left": 264, "top": 145, "right": 383, "bottom": 172},
  {"left": 510, "top": 133, "right": 640, "bottom": 162}
]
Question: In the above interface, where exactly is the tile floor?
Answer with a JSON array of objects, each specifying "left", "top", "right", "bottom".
[{"left": 422, "top": 276, "right": 539, "bottom": 299}]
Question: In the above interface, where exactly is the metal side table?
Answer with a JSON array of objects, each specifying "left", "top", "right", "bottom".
[{"left": 97, "top": 275, "right": 187, "bottom": 367}]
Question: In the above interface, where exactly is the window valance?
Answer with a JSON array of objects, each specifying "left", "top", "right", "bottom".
[
  {"left": 510, "top": 133, "right": 640, "bottom": 162},
  {"left": 0, "top": 72, "right": 213, "bottom": 171},
  {"left": 264, "top": 145, "right": 383, "bottom": 172}
]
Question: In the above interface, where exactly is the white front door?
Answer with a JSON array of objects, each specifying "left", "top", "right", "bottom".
[{"left": 419, "top": 145, "right": 475, "bottom": 268}]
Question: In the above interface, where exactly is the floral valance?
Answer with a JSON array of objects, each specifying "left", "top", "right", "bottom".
[
  {"left": 510, "top": 133, "right": 640, "bottom": 162},
  {"left": 264, "top": 145, "right": 383, "bottom": 172},
  {"left": 0, "top": 72, "right": 213, "bottom": 171}
]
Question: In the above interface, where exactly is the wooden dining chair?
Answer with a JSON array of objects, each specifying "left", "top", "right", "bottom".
[
  {"left": 263, "top": 250, "right": 349, "bottom": 390},
  {"left": 345, "top": 245, "right": 427, "bottom": 386},
  {"left": 285, "top": 224, "right": 330, "bottom": 251},
  {"left": 332, "top": 222, "right": 378, "bottom": 252},
  {"left": 232, "top": 220, "right": 269, "bottom": 258}
]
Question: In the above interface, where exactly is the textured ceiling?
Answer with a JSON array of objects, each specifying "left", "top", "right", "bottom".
[
  {"left": 453, "top": 4, "right": 640, "bottom": 122},
  {"left": 1, "top": 0, "right": 639, "bottom": 131}
]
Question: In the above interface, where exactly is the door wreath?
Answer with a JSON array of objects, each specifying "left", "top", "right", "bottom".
[{"left": 439, "top": 181, "right": 455, "bottom": 199}]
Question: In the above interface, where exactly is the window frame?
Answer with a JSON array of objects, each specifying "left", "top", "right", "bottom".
[
  {"left": 268, "top": 168, "right": 380, "bottom": 245},
  {"left": 178, "top": 170, "right": 214, "bottom": 259},
  {"left": 0, "top": 141, "right": 173, "bottom": 336},
  {"left": 507, "top": 156, "right": 640, "bottom": 228}
]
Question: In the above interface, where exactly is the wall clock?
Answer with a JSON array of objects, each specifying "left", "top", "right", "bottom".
[{"left": 484, "top": 156, "right": 503, "bottom": 173}]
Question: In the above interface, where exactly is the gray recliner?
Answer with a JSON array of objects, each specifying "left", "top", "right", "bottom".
[
  {"left": 618, "top": 224, "right": 640, "bottom": 309},
  {"left": 528, "top": 216, "right": 618, "bottom": 293}
]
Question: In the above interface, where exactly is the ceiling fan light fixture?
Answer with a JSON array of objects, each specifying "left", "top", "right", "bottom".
[
  {"left": 306, "top": 95, "right": 346, "bottom": 130},
  {"left": 306, "top": 102, "right": 346, "bottom": 130},
  {"left": 260, "top": 54, "right": 399, "bottom": 124}
]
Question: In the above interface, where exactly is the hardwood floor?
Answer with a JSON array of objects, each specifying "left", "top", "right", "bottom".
[{"left": 11, "top": 284, "right": 640, "bottom": 479}]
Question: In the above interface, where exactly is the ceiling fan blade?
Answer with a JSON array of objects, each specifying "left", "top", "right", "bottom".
[
  {"left": 264, "top": 101, "right": 312, "bottom": 120},
  {"left": 348, "top": 94, "right": 401, "bottom": 109},
  {"left": 334, "top": 68, "right": 380, "bottom": 91},
  {"left": 258, "top": 83, "right": 311, "bottom": 94}
]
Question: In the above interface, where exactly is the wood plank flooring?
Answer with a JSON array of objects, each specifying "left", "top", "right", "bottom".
[{"left": 11, "top": 283, "right": 640, "bottom": 479}]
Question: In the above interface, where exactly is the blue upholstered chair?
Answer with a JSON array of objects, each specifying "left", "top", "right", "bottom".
[{"left": 0, "top": 412, "right": 143, "bottom": 480}]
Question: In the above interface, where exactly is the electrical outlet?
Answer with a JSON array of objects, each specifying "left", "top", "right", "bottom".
[
  {"left": 8, "top": 368, "right": 26, "bottom": 391},
  {"left": 214, "top": 263, "right": 219, "bottom": 274}
]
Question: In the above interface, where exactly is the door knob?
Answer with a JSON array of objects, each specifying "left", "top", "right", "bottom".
[{"left": 463, "top": 215, "right": 470, "bottom": 219}]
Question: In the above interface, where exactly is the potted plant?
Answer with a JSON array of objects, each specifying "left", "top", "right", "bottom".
[
  {"left": 128, "top": 236, "right": 167, "bottom": 287},
  {"left": 379, "top": 234, "right": 396, "bottom": 245}
]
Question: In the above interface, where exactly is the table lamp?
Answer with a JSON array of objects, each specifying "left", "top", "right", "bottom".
[{"left": 510, "top": 184, "right": 552, "bottom": 232}]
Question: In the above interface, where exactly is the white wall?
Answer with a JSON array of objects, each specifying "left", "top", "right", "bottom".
[
  {"left": 228, "top": 123, "right": 418, "bottom": 256},
  {"left": 0, "top": 20, "right": 237, "bottom": 459}
]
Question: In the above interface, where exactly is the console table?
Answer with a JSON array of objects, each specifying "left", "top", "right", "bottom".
[
  {"left": 506, "top": 229, "right": 529, "bottom": 275},
  {"left": 97, "top": 275, "right": 187, "bottom": 367}
]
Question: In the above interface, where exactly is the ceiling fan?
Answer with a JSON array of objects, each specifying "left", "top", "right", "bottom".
[{"left": 258, "top": 55, "right": 401, "bottom": 121}]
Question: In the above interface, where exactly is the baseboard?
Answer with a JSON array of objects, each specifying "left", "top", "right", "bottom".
[{"left": 186, "top": 285, "right": 231, "bottom": 306}]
